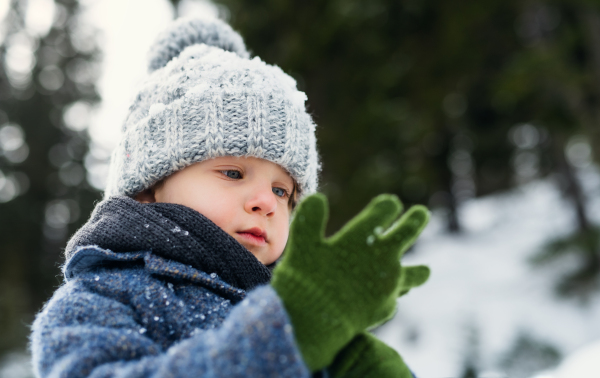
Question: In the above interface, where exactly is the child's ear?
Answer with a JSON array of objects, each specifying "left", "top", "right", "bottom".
[{"left": 135, "top": 188, "right": 156, "bottom": 203}]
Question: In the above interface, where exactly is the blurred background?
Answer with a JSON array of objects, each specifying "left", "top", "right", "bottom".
[{"left": 1, "top": 0, "right": 600, "bottom": 377}]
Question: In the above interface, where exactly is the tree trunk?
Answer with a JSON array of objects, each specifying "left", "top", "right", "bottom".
[
  {"left": 169, "top": 0, "right": 182, "bottom": 17},
  {"left": 554, "top": 137, "right": 590, "bottom": 232},
  {"left": 438, "top": 128, "right": 461, "bottom": 233},
  {"left": 576, "top": 8, "right": 600, "bottom": 161}
]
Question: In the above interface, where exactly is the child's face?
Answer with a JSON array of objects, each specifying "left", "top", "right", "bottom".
[{"left": 139, "top": 156, "right": 294, "bottom": 265}]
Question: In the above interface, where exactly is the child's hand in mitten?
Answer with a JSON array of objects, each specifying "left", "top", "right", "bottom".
[
  {"left": 271, "top": 194, "right": 429, "bottom": 371},
  {"left": 329, "top": 264, "right": 430, "bottom": 378}
]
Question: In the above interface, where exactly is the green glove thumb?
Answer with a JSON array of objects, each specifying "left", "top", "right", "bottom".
[
  {"left": 398, "top": 265, "right": 430, "bottom": 297},
  {"left": 367, "top": 264, "right": 431, "bottom": 330}
]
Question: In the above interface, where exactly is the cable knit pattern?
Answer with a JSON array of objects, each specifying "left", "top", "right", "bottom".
[{"left": 104, "top": 17, "right": 319, "bottom": 199}]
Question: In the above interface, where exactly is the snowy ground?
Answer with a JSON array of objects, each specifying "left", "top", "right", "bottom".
[{"left": 374, "top": 167, "right": 600, "bottom": 378}]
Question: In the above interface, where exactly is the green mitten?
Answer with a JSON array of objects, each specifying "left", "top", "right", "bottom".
[
  {"left": 328, "top": 332, "right": 412, "bottom": 378},
  {"left": 271, "top": 193, "right": 429, "bottom": 371},
  {"left": 329, "top": 264, "right": 431, "bottom": 378}
]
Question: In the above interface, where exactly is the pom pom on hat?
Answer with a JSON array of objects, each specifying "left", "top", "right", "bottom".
[{"left": 147, "top": 17, "right": 250, "bottom": 72}]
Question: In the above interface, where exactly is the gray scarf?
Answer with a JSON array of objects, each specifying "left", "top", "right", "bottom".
[{"left": 65, "top": 196, "right": 272, "bottom": 291}]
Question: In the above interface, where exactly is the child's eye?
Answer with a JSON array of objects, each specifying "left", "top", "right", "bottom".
[
  {"left": 221, "top": 170, "right": 242, "bottom": 179},
  {"left": 272, "top": 187, "right": 288, "bottom": 198}
]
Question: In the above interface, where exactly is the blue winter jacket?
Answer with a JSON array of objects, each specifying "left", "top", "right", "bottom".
[{"left": 30, "top": 246, "right": 310, "bottom": 378}]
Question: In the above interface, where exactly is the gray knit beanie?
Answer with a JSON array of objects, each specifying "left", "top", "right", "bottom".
[{"left": 104, "top": 17, "right": 319, "bottom": 199}]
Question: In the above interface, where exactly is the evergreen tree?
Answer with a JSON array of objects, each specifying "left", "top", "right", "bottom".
[
  {"left": 0, "top": 0, "right": 101, "bottom": 355},
  {"left": 496, "top": 1, "right": 600, "bottom": 297}
]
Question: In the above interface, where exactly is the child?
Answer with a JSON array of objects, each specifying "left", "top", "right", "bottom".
[{"left": 30, "top": 17, "right": 430, "bottom": 378}]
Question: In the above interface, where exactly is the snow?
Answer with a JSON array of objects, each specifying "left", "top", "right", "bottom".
[
  {"left": 374, "top": 167, "right": 600, "bottom": 377},
  {"left": 554, "top": 340, "right": 600, "bottom": 378},
  {"left": 0, "top": 352, "right": 33, "bottom": 378}
]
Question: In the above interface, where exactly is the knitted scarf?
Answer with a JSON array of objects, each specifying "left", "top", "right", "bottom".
[{"left": 65, "top": 196, "right": 272, "bottom": 291}]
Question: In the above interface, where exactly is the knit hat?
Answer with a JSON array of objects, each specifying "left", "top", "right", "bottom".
[{"left": 104, "top": 17, "right": 319, "bottom": 199}]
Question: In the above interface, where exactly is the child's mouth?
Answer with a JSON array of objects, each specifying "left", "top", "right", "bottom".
[{"left": 237, "top": 228, "right": 267, "bottom": 246}]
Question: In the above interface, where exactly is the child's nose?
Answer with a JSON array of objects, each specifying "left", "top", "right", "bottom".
[{"left": 244, "top": 185, "right": 277, "bottom": 216}]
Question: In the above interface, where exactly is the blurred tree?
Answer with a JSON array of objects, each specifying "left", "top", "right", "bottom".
[
  {"left": 497, "top": 0, "right": 600, "bottom": 297},
  {"left": 460, "top": 322, "right": 480, "bottom": 378},
  {"left": 499, "top": 333, "right": 561, "bottom": 378},
  {"left": 0, "top": 0, "right": 101, "bottom": 355}
]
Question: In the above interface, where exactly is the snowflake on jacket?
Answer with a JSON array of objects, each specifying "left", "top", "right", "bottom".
[{"left": 30, "top": 197, "right": 311, "bottom": 378}]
